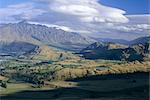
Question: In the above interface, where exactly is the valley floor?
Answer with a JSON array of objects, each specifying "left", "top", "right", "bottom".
[{"left": 0, "top": 72, "right": 149, "bottom": 100}]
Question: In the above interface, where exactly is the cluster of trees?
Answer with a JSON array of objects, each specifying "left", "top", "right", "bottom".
[
  {"left": 9, "top": 73, "right": 45, "bottom": 87},
  {"left": 0, "top": 80, "right": 7, "bottom": 88}
]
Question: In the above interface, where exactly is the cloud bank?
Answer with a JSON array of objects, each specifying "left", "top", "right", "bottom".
[{"left": 48, "top": 0, "right": 129, "bottom": 23}]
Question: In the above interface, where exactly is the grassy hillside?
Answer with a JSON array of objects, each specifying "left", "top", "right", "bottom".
[{"left": 32, "top": 46, "right": 80, "bottom": 61}]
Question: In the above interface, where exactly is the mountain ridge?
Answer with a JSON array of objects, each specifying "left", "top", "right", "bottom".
[
  {"left": 92, "top": 36, "right": 150, "bottom": 45},
  {"left": 80, "top": 37, "right": 150, "bottom": 61},
  {"left": 0, "top": 21, "right": 95, "bottom": 54}
]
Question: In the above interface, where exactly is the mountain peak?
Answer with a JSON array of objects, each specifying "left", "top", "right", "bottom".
[{"left": 18, "top": 20, "right": 28, "bottom": 24}]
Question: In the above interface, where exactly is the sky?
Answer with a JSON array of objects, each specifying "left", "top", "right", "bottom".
[
  {"left": 100, "top": 0, "right": 150, "bottom": 15},
  {"left": 0, "top": 0, "right": 150, "bottom": 40}
]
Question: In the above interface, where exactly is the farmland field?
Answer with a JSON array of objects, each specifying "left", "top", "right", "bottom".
[{"left": 0, "top": 72, "right": 149, "bottom": 100}]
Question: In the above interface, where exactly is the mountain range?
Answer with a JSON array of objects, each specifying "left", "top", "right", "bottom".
[
  {"left": 0, "top": 21, "right": 95, "bottom": 53},
  {"left": 0, "top": 21, "right": 149, "bottom": 61},
  {"left": 93, "top": 36, "right": 150, "bottom": 45}
]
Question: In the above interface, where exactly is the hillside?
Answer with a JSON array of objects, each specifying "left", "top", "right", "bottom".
[
  {"left": 32, "top": 46, "right": 80, "bottom": 61},
  {"left": 0, "top": 41, "right": 38, "bottom": 56},
  {"left": 80, "top": 41, "right": 150, "bottom": 61}
]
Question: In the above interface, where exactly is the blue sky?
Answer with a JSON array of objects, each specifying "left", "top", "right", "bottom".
[
  {"left": 100, "top": 0, "right": 150, "bottom": 14},
  {"left": 0, "top": 0, "right": 149, "bottom": 40},
  {"left": 0, "top": 0, "right": 28, "bottom": 7}
]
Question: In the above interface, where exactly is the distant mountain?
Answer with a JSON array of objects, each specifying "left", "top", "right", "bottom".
[
  {"left": 0, "top": 21, "right": 95, "bottom": 55},
  {"left": 92, "top": 37, "right": 129, "bottom": 45},
  {"left": 80, "top": 41, "right": 150, "bottom": 61},
  {"left": 129, "top": 36, "right": 150, "bottom": 45},
  {"left": 93, "top": 36, "right": 150, "bottom": 45}
]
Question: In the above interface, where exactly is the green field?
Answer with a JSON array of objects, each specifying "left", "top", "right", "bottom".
[{"left": 0, "top": 72, "right": 149, "bottom": 100}]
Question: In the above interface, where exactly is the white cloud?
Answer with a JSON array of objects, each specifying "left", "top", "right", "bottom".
[
  {"left": 126, "top": 14, "right": 150, "bottom": 24},
  {"left": 46, "top": 0, "right": 129, "bottom": 23},
  {"left": 114, "top": 24, "right": 150, "bottom": 32},
  {"left": 0, "top": 3, "right": 46, "bottom": 23},
  {"left": 28, "top": 21, "right": 73, "bottom": 31}
]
